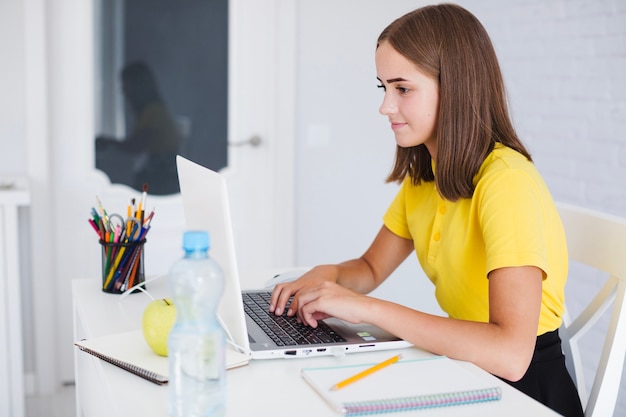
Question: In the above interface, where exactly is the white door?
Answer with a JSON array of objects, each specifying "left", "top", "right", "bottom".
[{"left": 41, "top": 0, "right": 295, "bottom": 385}]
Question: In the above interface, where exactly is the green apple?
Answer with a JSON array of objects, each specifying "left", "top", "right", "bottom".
[{"left": 142, "top": 298, "right": 176, "bottom": 356}]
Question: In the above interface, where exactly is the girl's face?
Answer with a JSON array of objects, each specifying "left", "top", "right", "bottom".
[{"left": 375, "top": 41, "right": 439, "bottom": 157}]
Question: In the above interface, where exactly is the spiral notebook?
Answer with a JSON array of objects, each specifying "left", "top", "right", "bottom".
[
  {"left": 75, "top": 329, "right": 250, "bottom": 385},
  {"left": 301, "top": 355, "right": 502, "bottom": 415}
]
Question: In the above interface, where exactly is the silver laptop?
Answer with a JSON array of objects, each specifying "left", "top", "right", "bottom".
[{"left": 176, "top": 155, "right": 411, "bottom": 359}]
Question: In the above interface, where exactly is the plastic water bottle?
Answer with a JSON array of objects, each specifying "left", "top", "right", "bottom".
[{"left": 168, "top": 230, "right": 226, "bottom": 417}]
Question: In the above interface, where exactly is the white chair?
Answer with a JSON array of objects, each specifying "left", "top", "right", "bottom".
[{"left": 557, "top": 202, "right": 626, "bottom": 417}]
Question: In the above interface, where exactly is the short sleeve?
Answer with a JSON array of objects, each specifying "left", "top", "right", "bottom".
[{"left": 476, "top": 168, "right": 550, "bottom": 277}]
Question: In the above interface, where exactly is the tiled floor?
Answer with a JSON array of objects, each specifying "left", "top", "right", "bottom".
[{"left": 25, "top": 384, "right": 76, "bottom": 417}]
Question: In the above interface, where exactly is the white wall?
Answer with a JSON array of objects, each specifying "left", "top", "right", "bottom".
[
  {"left": 0, "top": 0, "right": 36, "bottom": 396},
  {"left": 294, "top": 1, "right": 626, "bottom": 415},
  {"left": 0, "top": 0, "right": 624, "bottom": 414},
  {"left": 0, "top": 0, "right": 27, "bottom": 173},
  {"left": 295, "top": 0, "right": 440, "bottom": 314}
]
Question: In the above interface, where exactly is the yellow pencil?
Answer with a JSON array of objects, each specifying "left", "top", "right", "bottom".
[
  {"left": 103, "top": 246, "right": 126, "bottom": 289},
  {"left": 330, "top": 353, "right": 403, "bottom": 391}
]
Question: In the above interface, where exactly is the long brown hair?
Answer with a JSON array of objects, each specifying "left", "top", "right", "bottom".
[{"left": 378, "top": 4, "right": 531, "bottom": 201}]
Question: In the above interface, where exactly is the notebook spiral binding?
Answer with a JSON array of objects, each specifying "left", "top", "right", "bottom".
[
  {"left": 76, "top": 344, "right": 168, "bottom": 385},
  {"left": 341, "top": 386, "right": 502, "bottom": 416}
]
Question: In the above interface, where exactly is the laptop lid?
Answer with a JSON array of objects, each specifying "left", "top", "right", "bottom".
[
  {"left": 176, "top": 155, "right": 251, "bottom": 356},
  {"left": 176, "top": 156, "right": 411, "bottom": 359}
]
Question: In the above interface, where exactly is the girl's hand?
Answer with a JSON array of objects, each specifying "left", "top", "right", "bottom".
[
  {"left": 295, "top": 281, "right": 370, "bottom": 328},
  {"left": 269, "top": 265, "right": 338, "bottom": 316},
  {"left": 269, "top": 227, "right": 413, "bottom": 321}
]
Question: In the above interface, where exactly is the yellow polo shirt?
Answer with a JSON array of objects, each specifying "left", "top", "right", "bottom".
[{"left": 383, "top": 143, "right": 567, "bottom": 335}]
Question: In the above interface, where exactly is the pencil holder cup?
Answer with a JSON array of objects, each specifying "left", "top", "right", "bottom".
[{"left": 99, "top": 239, "right": 146, "bottom": 294}]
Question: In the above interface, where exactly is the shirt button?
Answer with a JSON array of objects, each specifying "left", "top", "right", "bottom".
[
  {"left": 433, "top": 232, "right": 441, "bottom": 241},
  {"left": 439, "top": 206, "right": 446, "bottom": 214}
]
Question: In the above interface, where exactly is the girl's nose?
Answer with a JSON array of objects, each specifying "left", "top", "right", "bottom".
[{"left": 379, "top": 95, "right": 397, "bottom": 116}]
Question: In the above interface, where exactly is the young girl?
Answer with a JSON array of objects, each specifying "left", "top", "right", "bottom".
[{"left": 269, "top": 4, "right": 583, "bottom": 416}]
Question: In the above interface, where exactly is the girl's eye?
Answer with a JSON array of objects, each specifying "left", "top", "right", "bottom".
[
  {"left": 377, "top": 84, "right": 386, "bottom": 91},
  {"left": 397, "top": 87, "right": 410, "bottom": 94}
]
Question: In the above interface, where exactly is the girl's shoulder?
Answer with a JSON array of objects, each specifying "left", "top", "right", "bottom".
[
  {"left": 473, "top": 143, "right": 545, "bottom": 192},
  {"left": 479, "top": 143, "right": 536, "bottom": 175}
]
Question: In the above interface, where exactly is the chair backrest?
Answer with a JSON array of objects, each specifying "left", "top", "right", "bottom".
[{"left": 557, "top": 202, "right": 626, "bottom": 417}]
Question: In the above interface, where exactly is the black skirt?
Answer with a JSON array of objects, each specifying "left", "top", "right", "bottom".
[{"left": 499, "top": 329, "right": 584, "bottom": 417}]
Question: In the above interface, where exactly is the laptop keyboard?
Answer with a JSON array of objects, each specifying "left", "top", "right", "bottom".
[{"left": 243, "top": 292, "right": 347, "bottom": 346}]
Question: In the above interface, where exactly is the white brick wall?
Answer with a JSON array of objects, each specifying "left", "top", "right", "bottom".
[
  {"left": 469, "top": 0, "right": 626, "bottom": 217},
  {"left": 458, "top": 1, "right": 626, "bottom": 414}
]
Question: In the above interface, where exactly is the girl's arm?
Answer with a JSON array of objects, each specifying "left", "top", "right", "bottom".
[
  {"left": 271, "top": 224, "right": 542, "bottom": 381},
  {"left": 296, "top": 264, "right": 542, "bottom": 382},
  {"left": 269, "top": 225, "right": 413, "bottom": 316}
]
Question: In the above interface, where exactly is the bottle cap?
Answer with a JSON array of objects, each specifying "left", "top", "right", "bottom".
[{"left": 182, "top": 230, "right": 210, "bottom": 251}]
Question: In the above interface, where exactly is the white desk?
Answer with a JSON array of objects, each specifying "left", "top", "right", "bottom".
[{"left": 72, "top": 276, "right": 559, "bottom": 417}]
